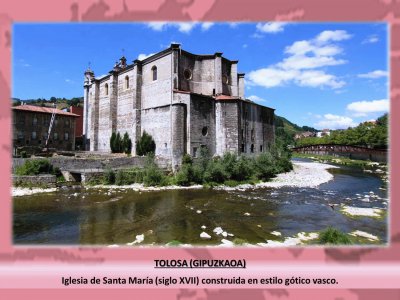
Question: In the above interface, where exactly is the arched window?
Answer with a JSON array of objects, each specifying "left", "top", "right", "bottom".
[
  {"left": 151, "top": 66, "right": 157, "bottom": 81},
  {"left": 105, "top": 83, "right": 109, "bottom": 95},
  {"left": 125, "top": 75, "right": 129, "bottom": 89}
]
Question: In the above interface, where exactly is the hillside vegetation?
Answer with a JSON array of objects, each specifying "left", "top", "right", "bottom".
[{"left": 296, "top": 114, "right": 388, "bottom": 149}]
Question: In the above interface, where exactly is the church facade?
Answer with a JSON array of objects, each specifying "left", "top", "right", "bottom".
[{"left": 83, "top": 43, "right": 275, "bottom": 168}]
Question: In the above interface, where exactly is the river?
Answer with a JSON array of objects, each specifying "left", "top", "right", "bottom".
[{"left": 13, "top": 159, "right": 388, "bottom": 246}]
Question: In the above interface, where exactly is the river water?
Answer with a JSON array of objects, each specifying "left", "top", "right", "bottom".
[{"left": 13, "top": 160, "right": 388, "bottom": 246}]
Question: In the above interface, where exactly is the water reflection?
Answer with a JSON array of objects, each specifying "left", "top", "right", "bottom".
[{"left": 13, "top": 164, "right": 388, "bottom": 245}]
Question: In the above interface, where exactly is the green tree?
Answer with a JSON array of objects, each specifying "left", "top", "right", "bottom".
[
  {"left": 110, "top": 132, "right": 117, "bottom": 153},
  {"left": 122, "top": 132, "right": 132, "bottom": 154},
  {"left": 115, "top": 132, "right": 122, "bottom": 153},
  {"left": 136, "top": 131, "right": 156, "bottom": 156}
]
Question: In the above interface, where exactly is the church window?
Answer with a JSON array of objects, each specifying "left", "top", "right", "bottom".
[
  {"left": 193, "top": 147, "right": 198, "bottom": 158},
  {"left": 183, "top": 69, "right": 192, "bottom": 80},
  {"left": 125, "top": 75, "right": 129, "bottom": 89},
  {"left": 250, "top": 144, "right": 254, "bottom": 153},
  {"left": 32, "top": 131, "right": 37, "bottom": 140},
  {"left": 64, "top": 132, "right": 69, "bottom": 141},
  {"left": 260, "top": 145, "right": 263, "bottom": 152},
  {"left": 32, "top": 115, "right": 37, "bottom": 126},
  {"left": 151, "top": 66, "right": 157, "bottom": 81},
  {"left": 241, "top": 144, "right": 245, "bottom": 153},
  {"left": 54, "top": 132, "right": 58, "bottom": 140},
  {"left": 105, "top": 83, "right": 109, "bottom": 95},
  {"left": 251, "top": 129, "right": 255, "bottom": 141},
  {"left": 202, "top": 126, "right": 208, "bottom": 136}
]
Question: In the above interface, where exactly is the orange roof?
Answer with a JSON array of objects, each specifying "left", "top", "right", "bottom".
[
  {"left": 12, "top": 105, "right": 80, "bottom": 117},
  {"left": 215, "top": 95, "right": 239, "bottom": 100}
]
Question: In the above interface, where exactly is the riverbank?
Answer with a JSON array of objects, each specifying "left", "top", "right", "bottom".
[
  {"left": 12, "top": 187, "right": 57, "bottom": 197},
  {"left": 84, "top": 161, "right": 338, "bottom": 192},
  {"left": 12, "top": 161, "right": 338, "bottom": 196}
]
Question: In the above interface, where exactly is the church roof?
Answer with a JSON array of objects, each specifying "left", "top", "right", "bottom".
[{"left": 13, "top": 105, "right": 80, "bottom": 117}]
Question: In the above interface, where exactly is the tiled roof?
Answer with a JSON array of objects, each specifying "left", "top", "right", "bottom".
[
  {"left": 12, "top": 105, "right": 80, "bottom": 117},
  {"left": 215, "top": 95, "right": 239, "bottom": 100}
]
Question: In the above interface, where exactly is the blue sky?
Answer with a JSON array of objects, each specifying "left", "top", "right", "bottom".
[{"left": 13, "top": 22, "right": 388, "bottom": 129}]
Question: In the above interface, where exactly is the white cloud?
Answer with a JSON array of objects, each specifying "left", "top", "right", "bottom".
[
  {"left": 256, "top": 22, "right": 287, "bottom": 34},
  {"left": 363, "top": 35, "right": 379, "bottom": 44},
  {"left": 314, "top": 114, "right": 357, "bottom": 129},
  {"left": 65, "top": 79, "right": 73, "bottom": 83},
  {"left": 247, "top": 29, "right": 351, "bottom": 89},
  {"left": 146, "top": 22, "right": 197, "bottom": 33},
  {"left": 228, "top": 22, "right": 240, "bottom": 28},
  {"left": 201, "top": 22, "right": 214, "bottom": 31},
  {"left": 315, "top": 30, "right": 352, "bottom": 43},
  {"left": 296, "top": 70, "right": 345, "bottom": 89},
  {"left": 347, "top": 99, "right": 389, "bottom": 116},
  {"left": 248, "top": 68, "right": 298, "bottom": 88},
  {"left": 147, "top": 22, "right": 168, "bottom": 31},
  {"left": 176, "top": 22, "right": 197, "bottom": 33},
  {"left": 278, "top": 54, "right": 346, "bottom": 70},
  {"left": 18, "top": 59, "right": 31, "bottom": 67},
  {"left": 138, "top": 53, "right": 155, "bottom": 60},
  {"left": 248, "top": 95, "right": 266, "bottom": 103},
  {"left": 357, "top": 70, "right": 388, "bottom": 79}
]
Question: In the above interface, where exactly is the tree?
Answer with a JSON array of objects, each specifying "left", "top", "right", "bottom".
[
  {"left": 136, "top": 131, "right": 156, "bottom": 156},
  {"left": 115, "top": 132, "right": 122, "bottom": 153},
  {"left": 110, "top": 132, "right": 117, "bottom": 153},
  {"left": 122, "top": 132, "right": 132, "bottom": 154}
]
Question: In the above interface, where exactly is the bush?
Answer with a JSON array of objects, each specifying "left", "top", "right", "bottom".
[
  {"left": 181, "top": 153, "right": 193, "bottom": 165},
  {"left": 15, "top": 159, "right": 55, "bottom": 175},
  {"left": 142, "top": 156, "right": 166, "bottom": 186},
  {"left": 115, "top": 132, "right": 122, "bottom": 153},
  {"left": 136, "top": 131, "right": 156, "bottom": 156},
  {"left": 103, "top": 169, "right": 115, "bottom": 185},
  {"left": 254, "top": 152, "right": 277, "bottom": 181},
  {"left": 204, "top": 159, "right": 228, "bottom": 183},
  {"left": 110, "top": 131, "right": 132, "bottom": 154},
  {"left": 318, "top": 227, "right": 352, "bottom": 245},
  {"left": 110, "top": 132, "right": 117, "bottom": 153},
  {"left": 231, "top": 156, "right": 253, "bottom": 181},
  {"left": 175, "top": 164, "right": 191, "bottom": 186},
  {"left": 143, "top": 165, "right": 165, "bottom": 186},
  {"left": 115, "top": 169, "right": 142, "bottom": 185},
  {"left": 20, "top": 151, "right": 28, "bottom": 158},
  {"left": 122, "top": 132, "right": 132, "bottom": 154}
]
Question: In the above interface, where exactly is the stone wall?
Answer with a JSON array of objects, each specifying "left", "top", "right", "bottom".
[
  {"left": 116, "top": 68, "right": 136, "bottom": 146},
  {"left": 12, "top": 174, "right": 56, "bottom": 188},
  {"left": 98, "top": 77, "right": 113, "bottom": 151},
  {"left": 215, "top": 101, "right": 239, "bottom": 155},
  {"left": 171, "top": 103, "right": 187, "bottom": 169},
  {"left": 141, "top": 53, "right": 172, "bottom": 110},
  {"left": 178, "top": 52, "right": 216, "bottom": 95},
  {"left": 238, "top": 101, "right": 275, "bottom": 155},
  {"left": 141, "top": 105, "right": 172, "bottom": 158},
  {"left": 189, "top": 95, "right": 216, "bottom": 157}
]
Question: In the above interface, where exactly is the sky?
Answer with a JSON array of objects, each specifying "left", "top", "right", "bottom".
[{"left": 12, "top": 22, "right": 388, "bottom": 130}]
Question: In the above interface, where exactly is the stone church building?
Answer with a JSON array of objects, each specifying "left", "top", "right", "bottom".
[{"left": 83, "top": 43, "right": 275, "bottom": 168}]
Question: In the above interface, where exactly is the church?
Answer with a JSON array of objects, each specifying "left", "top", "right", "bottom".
[{"left": 83, "top": 43, "right": 275, "bottom": 169}]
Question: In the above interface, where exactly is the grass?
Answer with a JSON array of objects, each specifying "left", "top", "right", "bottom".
[{"left": 317, "top": 227, "right": 352, "bottom": 245}]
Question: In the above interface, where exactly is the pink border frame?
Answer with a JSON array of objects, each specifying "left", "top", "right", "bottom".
[{"left": 1, "top": 0, "right": 399, "bottom": 298}]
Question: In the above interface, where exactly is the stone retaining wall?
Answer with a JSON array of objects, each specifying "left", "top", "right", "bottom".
[
  {"left": 12, "top": 174, "right": 57, "bottom": 188},
  {"left": 12, "top": 156, "right": 171, "bottom": 173}
]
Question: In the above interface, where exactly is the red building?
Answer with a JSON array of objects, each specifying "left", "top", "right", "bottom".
[
  {"left": 12, "top": 104, "right": 79, "bottom": 153},
  {"left": 70, "top": 106, "right": 83, "bottom": 138}
]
